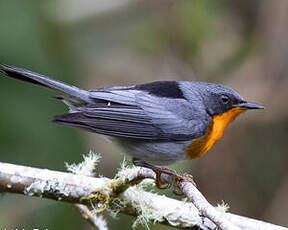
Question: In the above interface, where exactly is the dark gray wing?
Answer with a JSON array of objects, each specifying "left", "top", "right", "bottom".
[
  {"left": 53, "top": 88, "right": 166, "bottom": 139},
  {"left": 53, "top": 87, "right": 210, "bottom": 141},
  {"left": 53, "top": 106, "right": 168, "bottom": 140}
]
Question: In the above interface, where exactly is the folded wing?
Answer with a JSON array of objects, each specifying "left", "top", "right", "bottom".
[
  {"left": 53, "top": 106, "right": 168, "bottom": 140},
  {"left": 53, "top": 87, "right": 210, "bottom": 141}
]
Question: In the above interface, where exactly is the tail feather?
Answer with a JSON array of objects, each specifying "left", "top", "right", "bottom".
[{"left": 0, "top": 64, "right": 90, "bottom": 103}]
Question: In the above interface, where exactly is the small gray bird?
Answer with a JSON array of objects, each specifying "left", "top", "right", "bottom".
[{"left": 0, "top": 64, "right": 263, "bottom": 189}]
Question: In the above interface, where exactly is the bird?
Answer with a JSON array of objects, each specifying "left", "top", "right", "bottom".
[{"left": 0, "top": 64, "right": 263, "bottom": 191}]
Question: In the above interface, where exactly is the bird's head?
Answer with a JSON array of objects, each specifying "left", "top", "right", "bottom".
[{"left": 192, "top": 82, "right": 264, "bottom": 117}]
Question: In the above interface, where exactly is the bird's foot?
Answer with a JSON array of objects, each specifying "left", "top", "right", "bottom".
[
  {"left": 172, "top": 172, "right": 196, "bottom": 195},
  {"left": 132, "top": 159, "right": 196, "bottom": 195}
]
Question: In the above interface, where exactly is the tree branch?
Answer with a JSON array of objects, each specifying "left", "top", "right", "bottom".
[{"left": 0, "top": 161, "right": 287, "bottom": 230}]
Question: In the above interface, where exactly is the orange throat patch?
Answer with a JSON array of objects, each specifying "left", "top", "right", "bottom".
[{"left": 186, "top": 107, "right": 246, "bottom": 159}]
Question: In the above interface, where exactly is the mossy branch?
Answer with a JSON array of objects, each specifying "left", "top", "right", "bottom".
[{"left": 0, "top": 160, "right": 287, "bottom": 230}]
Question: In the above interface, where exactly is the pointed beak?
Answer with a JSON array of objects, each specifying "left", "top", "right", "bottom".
[{"left": 235, "top": 101, "right": 264, "bottom": 110}]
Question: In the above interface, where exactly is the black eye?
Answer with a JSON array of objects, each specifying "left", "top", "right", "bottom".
[{"left": 221, "top": 95, "right": 229, "bottom": 104}]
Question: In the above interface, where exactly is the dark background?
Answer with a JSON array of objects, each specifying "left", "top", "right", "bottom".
[{"left": 0, "top": 0, "right": 287, "bottom": 229}]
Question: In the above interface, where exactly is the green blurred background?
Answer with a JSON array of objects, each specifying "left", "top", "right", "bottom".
[{"left": 0, "top": 0, "right": 287, "bottom": 229}]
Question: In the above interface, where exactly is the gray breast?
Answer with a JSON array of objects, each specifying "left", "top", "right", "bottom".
[{"left": 110, "top": 137, "right": 190, "bottom": 165}]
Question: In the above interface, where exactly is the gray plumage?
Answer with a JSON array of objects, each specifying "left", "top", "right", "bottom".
[{"left": 1, "top": 64, "right": 260, "bottom": 165}]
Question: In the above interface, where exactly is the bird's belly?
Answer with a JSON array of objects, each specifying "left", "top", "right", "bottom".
[{"left": 110, "top": 137, "right": 190, "bottom": 166}]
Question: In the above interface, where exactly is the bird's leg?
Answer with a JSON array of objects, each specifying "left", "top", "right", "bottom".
[
  {"left": 132, "top": 158, "right": 170, "bottom": 189},
  {"left": 132, "top": 158, "right": 196, "bottom": 195}
]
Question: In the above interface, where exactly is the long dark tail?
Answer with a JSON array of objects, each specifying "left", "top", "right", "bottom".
[{"left": 0, "top": 64, "right": 90, "bottom": 103}]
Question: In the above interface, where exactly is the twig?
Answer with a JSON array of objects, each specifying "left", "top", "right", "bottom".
[
  {"left": 0, "top": 161, "right": 287, "bottom": 230},
  {"left": 74, "top": 204, "right": 108, "bottom": 230},
  {"left": 180, "top": 181, "right": 240, "bottom": 230}
]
